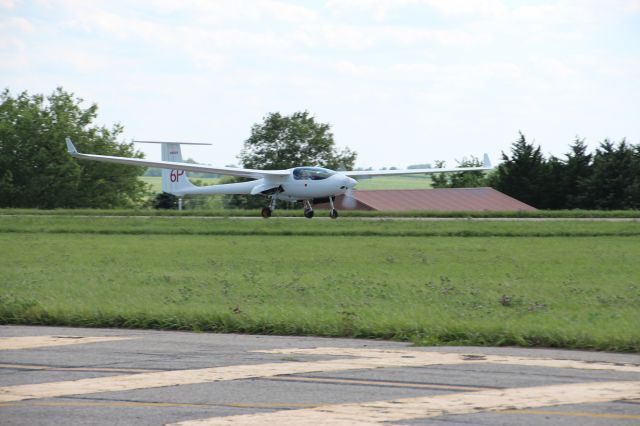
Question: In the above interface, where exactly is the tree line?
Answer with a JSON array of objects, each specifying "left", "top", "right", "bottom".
[
  {"left": 434, "top": 132, "right": 640, "bottom": 210},
  {"left": 1, "top": 88, "right": 638, "bottom": 210}
]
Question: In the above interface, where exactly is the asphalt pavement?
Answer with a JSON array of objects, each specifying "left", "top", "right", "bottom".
[{"left": 1, "top": 325, "right": 640, "bottom": 425}]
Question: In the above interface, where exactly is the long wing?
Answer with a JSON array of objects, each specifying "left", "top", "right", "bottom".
[
  {"left": 65, "top": 138, "right": 289, "bottom": 179},
  {"left": 344, "top": 154, "right": 493, "bottom": 178}
]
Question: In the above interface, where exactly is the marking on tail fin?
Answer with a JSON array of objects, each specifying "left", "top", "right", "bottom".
[{"left": 170, "top": 170, "right": 185, "bottom": 182}]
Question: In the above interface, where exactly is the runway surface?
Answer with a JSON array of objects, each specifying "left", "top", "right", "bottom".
[{"left": 1, "top": 326, "right": 640, "bottom": 425}]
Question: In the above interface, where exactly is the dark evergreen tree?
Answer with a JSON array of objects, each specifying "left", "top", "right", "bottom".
[
  {"left": 583, "top": 139, "right": 640, "bottom": 209},
  {"left": 152, "top": 192, "right": 179, "bottom": 209},
  {"left": 540, "top": 155, "right": 566, "bottom": 209},
  {"left": 562, "top": 138, "right": 592, "bottom": 209},
  {"left": 488, "top": 132, "right": 547, "bottom": 208}
]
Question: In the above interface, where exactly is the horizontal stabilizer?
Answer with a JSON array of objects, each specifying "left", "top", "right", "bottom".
[{"left": 133, "top": 140, "right": 212, "bottom": 145}]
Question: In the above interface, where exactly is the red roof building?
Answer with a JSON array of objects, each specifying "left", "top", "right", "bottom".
[{"left": 316, "top": 187, "right": 536, "bottom": 211}]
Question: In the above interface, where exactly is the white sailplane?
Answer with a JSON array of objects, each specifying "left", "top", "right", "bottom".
[{"left": 66, "top": 138, "right": 492, "bottom": 219}]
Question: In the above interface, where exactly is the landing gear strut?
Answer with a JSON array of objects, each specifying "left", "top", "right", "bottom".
[
  {"left": 303, "top": 200, "right": 314, "bottom": 219},
  {"left": 261, "top": 192, "right": 279, "bottom": 219},
  {"left": 328, "top": 196, "right": 339, "bottom": 219}
]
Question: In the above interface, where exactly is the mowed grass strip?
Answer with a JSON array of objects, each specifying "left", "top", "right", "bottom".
[
  {"left": 1, "top": 215, "right": 640, "bottom": 237},
  {"left": 2, "top": 208, "right": 640, "bottom": 219},
  {"left": 1, "top": 217, "right": 639, "bottom": 352}
]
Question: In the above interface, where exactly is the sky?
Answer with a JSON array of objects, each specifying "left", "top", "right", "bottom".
[{"left": 2, "top": 0, "right": 639, "bottom": 169}]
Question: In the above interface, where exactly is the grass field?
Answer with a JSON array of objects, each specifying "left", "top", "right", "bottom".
[
  {"left": 3, "top": 208, "right": 640, "bottom": 219},
  {"left": 1, "top": 215, "right": 639, "bottom": 352}
]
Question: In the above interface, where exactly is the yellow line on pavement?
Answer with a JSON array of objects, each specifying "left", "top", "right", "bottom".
[
  {"left": 0, "top": 401, "right": 317, "bottom": 409},
  {"left": 501, "top": 409, "right": 640, "bottom": 420},
  {"left": 4, "top": 401, "right": 639, "bottom": 421},
  {"left": 0, "top": 336, "right": 134, "bottom": 350},
  {"left": 0, "top": 363, "right": 159, "bottom": 374},
  {"left": 169, "top": 381, "right": 640, "bottom": 425},
  {"left": 2, "top": 346, "right": 639, "bottom": 404},
  {"left": 265, "top": 376, "right": 488, "bottom": 391},
  {"left": 0, "top": 354, "right": 477, "bottom": 403},
  {"left": 258, "top": 347, "right": 640, "bottom": 373},
  {"left": 226, "top": 403, "right": 318, "bottom": 409}
]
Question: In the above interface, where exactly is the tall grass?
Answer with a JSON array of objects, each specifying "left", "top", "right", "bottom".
[
  {"left": 1, "top": 215, "right": 640, "bottom": 237},
  {"left": 1, "top": 215, "right": 639, "bottom": 352}
]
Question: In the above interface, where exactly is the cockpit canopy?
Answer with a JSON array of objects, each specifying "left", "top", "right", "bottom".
[{"left": 292, "top": 167, "right": 336, "bottom": 181}]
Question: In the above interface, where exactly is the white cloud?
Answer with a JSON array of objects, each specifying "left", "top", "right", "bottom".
[
  {"left": 0, "top": 16, "right": 33, "bottom": 53},
  {"left": 0, "top": 0, "right": 14, "bottom": 10},
  {"left": 422, "top": 0, "right": 507, "bottom": 18},
  {"left": 0, "top": 16, "right": 33, "bottom": 33},
  {"left": 1, "top": 0, "right": 638, "bottom": 166},
  {"left": 306, "top": 23, "right": 487, "bottom": 50},
  {"left": 138, "top": 0, "right": 318, "bottom": 24},
  {"left": 623, "top": 0, "right": 640, "bottom": 12},
  {"left": 531, "top": 57, "right": 576, "bottom": 80},
  {"left": 326, "top": 0, "right": 418, "bottom": 20}
]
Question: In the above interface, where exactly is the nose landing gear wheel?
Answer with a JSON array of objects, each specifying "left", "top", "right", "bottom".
[
  {"left": 329, "top": 209, "right": 338, "bottom": 219},
  {"left": 304, "top": 208, "right": 314, "bottom": 219},
  {"left": 261, "top": 207, "right": 272, "bottom": 218}
]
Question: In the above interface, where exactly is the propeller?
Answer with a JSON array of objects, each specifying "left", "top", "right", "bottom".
[{"left": 341, "top": 187, "right": 358, "bottom": 209}]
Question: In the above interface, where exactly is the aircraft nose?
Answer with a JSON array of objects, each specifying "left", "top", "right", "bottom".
[{"left": 339, "top": 175, "right": 357, "bottom": 190}]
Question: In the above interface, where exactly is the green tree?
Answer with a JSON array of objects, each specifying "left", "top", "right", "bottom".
[
  {"left": 488, "top": 132, "right": 547, "bottom": 208},
  {"left": 430, "top": 160, "right": 449, "bottom": 188},
  {"left": 239, "top": 111, "right": 356, "bottom": 170},
  {"left": 152, "top": 192, "right": 179, "bottom": 209},
  {"left": 0, "top": 88, "right": 148, "bottom": 208},
  {"left": 430, "top": 157, "right": 488, "bottom": 189},
  {"left": 539, "top": 155, "right": 567, "bottom": 209},
  {"left": 226, "top": 111, "right": 357, "bottom": 208},
  {"left": 583, "top": 139, "right": 640, "bottom": 209},
  {"left": 562, "top": 138, "right": 592, "bottom": 209}
]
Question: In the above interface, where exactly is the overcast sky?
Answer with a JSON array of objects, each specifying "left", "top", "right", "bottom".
[{"left": 2, "top": 0, "right": 639, "bottom": 168}]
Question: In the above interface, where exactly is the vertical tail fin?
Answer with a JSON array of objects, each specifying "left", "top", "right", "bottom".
[
  {"left": 160, "top": 143, "right": 197, "bottom": 195},
  {"left": 134, "top": 140, "right": 212, "bottom": 196}
]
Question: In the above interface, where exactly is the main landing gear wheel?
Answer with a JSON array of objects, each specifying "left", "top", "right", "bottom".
[
  {"left": 261, "top": 206, "right": 272, "bottom": 219},
  {"left": 304, "top": 208, "right": 314, "bottom": 219}
]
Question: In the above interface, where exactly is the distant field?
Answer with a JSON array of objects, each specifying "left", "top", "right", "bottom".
[
  {"left": 1, "top": 215, "right": 639, "bottom": 352},
  {"left": 140, "top": 176, "right": 222, "bottom": 193}
]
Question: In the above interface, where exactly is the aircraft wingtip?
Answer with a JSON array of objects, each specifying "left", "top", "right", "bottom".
[
  {"left": 483, "top": 153, "right": 492, "bottom": 168},
  {"left": 65, "top": 137, "right": 77, "bottom": 155}
]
